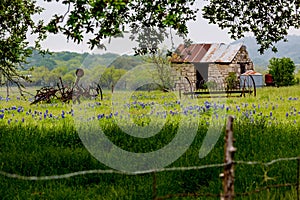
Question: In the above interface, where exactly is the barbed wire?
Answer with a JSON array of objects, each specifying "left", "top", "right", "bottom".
[
  {"left": 0, "top": 156, "right": 299, "bottom": 181},
  {"left": 235, "top": 156, "right": 300, "bottom": 167}
]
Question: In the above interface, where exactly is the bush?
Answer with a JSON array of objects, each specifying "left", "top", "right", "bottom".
[
  {"left": 225, "top": 72, "right": 239, "bottom": 90},
  {"left": 268, "top": 57, "right": 296, "bottom": 87}
]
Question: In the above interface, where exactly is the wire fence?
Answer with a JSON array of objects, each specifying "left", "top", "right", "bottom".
[
  {"left": 1, "top": 116, "right": 299, "bottom": 199},
  {"left": 0, "top": 157, "right": 299, "bottom": 180},
  {"left": 0, "top": 156, "right": 299, "bottom": 199}
]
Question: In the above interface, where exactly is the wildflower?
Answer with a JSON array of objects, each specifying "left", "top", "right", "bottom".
[
  {"left": 0, "top": 114, "right": 4, "bottom": 119},
  {"left": 286, "top": 112, "right": 289, "bottom": 118},
  {"left": 11, "top": 106, "right": 17, "bottom": 110},
  {"left": 270, "top": 112, "right": 272, "bottom": 117},
  {"left": 22, "top": 118, "right": 24, "bottom": 123},
  {"left": 204, "top": 101, "right": 211, "bottom": 109},
  {"left": 8, "top": 119, "right": 10, "bottom": 124},
  {"left": 17, "top": 107, "right": 22, "bottom": 113}
]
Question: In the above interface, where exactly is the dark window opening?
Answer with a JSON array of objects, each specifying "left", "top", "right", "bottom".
[
  {"left": 240, "top": 63, "right": 246, "bottom": 74},
  {"left": 196, "top": 70, "right": 205, "bottom": 89}
]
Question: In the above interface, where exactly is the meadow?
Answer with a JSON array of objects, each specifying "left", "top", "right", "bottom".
[{"left": 0, "top": 85, "right": 300, "bottom": 199}]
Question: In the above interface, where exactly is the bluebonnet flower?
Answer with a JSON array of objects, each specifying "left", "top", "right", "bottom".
[
  {"left": 270, "top": 112, "right": 272, "bottom": 117},
  {"left": 11, "top": 106, "right": 17, "bottom": 110},
  {"left": 204, "top": 101, "right": 211, "bottom": 109},
  {"left": 17, "top": 107, "right": 22, "bottom": 113},
  {"left": 0, "top": 114, "right": 4, "bottom": 119},
  {"left": 286, "top": 112, "right": 289, "bottom": 118},
  {"left": 8, "top": 119, "right": 10, "bottom": 124},
  {"left": 22, "top": 118, "right": 24, "bottom": 123}
]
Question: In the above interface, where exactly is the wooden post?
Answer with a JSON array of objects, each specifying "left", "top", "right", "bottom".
[
  {"left": 221, "top": 116, "right": 236, "bottom": 200},
  {"left": 297, "top": 157, "right": 300, "bottom": 200},
  {"left": 6, "top": 79, "right": 9, "bottom": 98},
  {"left": 152, "top": 172, "right": 157, "bottom": 200}
]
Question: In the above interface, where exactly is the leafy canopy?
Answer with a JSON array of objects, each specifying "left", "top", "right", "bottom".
[
  {"left": 202, "top": 0, "right": 300, "bottom": 54},
  {"left": 43, "top": 0, "right": 300, "bottom": 54},
  {"left": 44, "top": 0, "right": 198, "bottom": 54},
  {"left": 0, "top": 0, "right": 44, "bottom": 93}
]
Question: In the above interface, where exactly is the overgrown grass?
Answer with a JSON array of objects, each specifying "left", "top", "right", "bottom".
[{"left": 0, "top": 86, "right": 300, "bottom": 199}]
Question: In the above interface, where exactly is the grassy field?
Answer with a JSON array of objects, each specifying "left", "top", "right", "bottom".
[{"left": 0, "top": 85, "right": 300, "bottom": 199}]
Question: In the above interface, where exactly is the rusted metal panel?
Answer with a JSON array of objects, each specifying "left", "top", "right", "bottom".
[
  {"left": 173, "top": 44, "right": 212, "bottom": 63},
  {"left": 215, "top": 43, "right": 243, "bottom": 63},
  {"left": 173, "top": 43, "right": 244, "bottom": 63}
]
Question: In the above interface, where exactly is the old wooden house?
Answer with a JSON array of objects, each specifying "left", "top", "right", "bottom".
[{"left": 170, "top": 43, "right": 254, "bottom": 91}]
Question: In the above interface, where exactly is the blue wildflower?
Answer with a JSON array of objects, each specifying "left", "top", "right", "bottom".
[
  {"left": 17, "top": 107, "right": 22, "bottom": 113},
  {"left": 0, "top": 114, "right": 4, "bottom": 119}
]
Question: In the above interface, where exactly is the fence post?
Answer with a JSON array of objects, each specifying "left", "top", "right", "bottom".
[
  {"left": 222, "top": 116, "right": 236, "bottom": 200},
  {"left": 152, "top": 172, "right": 157, "bottom": 200},
  {"left": 297, "top": 157, "right": 300, "bottom": 200}
]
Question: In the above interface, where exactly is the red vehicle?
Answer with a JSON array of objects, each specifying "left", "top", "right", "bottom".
[{"left": 265, "top": 74, "right": 275, "bottom": 86}]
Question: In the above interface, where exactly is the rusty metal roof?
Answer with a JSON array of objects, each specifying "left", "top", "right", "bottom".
[{"left": 172, "top": 43, "right": 244, "bottom": 63}]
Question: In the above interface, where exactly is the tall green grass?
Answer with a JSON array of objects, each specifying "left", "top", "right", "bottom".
[{"left": 0, "top": 85, "right": 300, "bottom": 199}]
